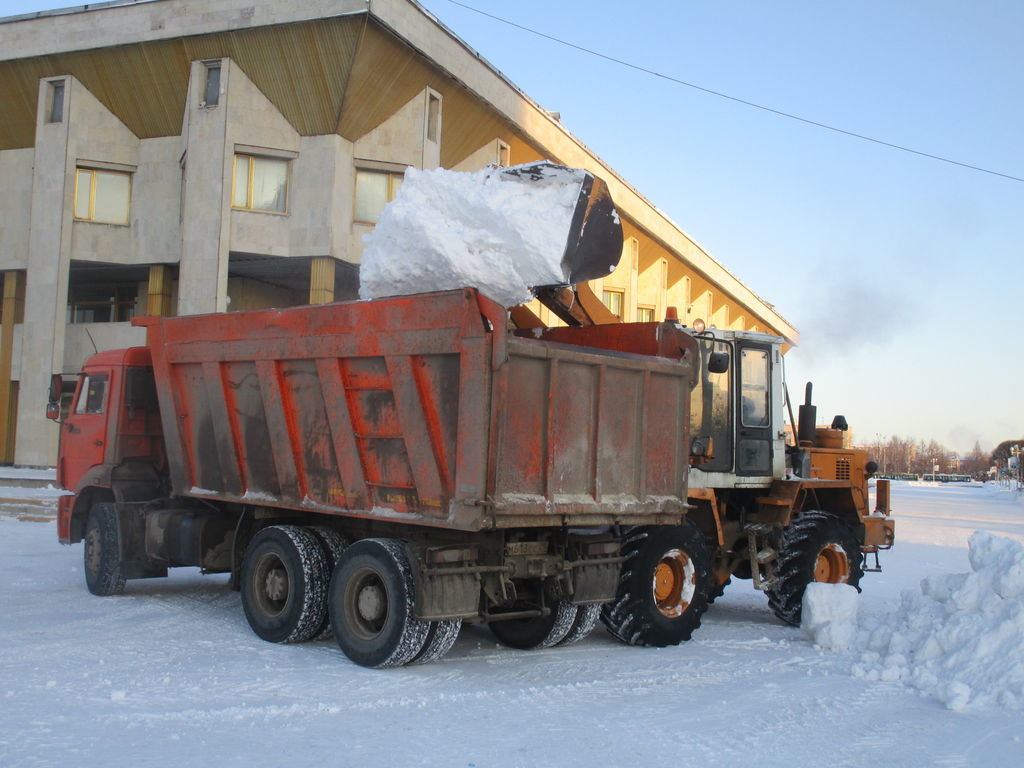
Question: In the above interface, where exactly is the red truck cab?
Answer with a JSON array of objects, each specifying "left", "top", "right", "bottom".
[{"left": 55, "top": 347, "right": 165, "bottom": 544}]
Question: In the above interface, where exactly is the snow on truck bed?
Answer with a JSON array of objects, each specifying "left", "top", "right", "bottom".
[{"left": 359, "top": 164, "right": 595, "bottom": 308}]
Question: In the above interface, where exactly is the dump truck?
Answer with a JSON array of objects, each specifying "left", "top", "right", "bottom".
[
  {"left": 51, "top": 164, "right": 710, "bottom": 667},
  {"left": 530, "top": 308, "right": 896, "bottom": 633}
]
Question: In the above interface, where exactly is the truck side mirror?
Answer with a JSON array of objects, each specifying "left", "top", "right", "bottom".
[
  {"left": 708, "top": 351, "right": 730, "bottom": 374},
  {"left": 46, "top": 374, "right": 62, "bottom": 421}
]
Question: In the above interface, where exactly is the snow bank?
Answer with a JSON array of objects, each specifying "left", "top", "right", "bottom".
[
  {"left": 359, "top": 164, "right": 591, "bottom": 307},
  {"left": 802, "top": 583, "right": 859, "bottom": 650},
  {"left": 852, "top": 531, "right": 1024, "bottom": 711}
]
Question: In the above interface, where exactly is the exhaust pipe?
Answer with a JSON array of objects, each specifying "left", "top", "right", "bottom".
[{"left": 797, "top": 382, "right": 817, "bottom": 447}]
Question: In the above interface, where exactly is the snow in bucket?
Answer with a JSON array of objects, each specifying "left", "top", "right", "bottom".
[{"left": 359, "top": 164, "right": 588, "bottom": 308}]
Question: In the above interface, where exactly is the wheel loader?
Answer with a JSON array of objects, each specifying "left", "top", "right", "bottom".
[{"left": 525, "top": 299, "right": 896, "bottom": 642}]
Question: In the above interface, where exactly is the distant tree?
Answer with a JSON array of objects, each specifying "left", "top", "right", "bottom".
[
  {"left": 990, "top": 439, "right": 1024, "bottom": 467},
  {"left": 962, "top": 441, "right": 988, "bottom": 477}
]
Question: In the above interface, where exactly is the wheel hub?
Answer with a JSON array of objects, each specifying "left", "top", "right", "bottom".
[
  {"left": 253, "top": 552, "right": 289, "bottom": 616},
  {"left": 652, "top": 548, "right": 696, "bottom": 619},
  {"left": 814, "top": 543, "right": 850, "bottom": 583},
  {"left": 357, "top": 584, "right": 386, "bottom": 623},
  {"left": 264, "top": 567, "right": 288, "bottom": 602}
]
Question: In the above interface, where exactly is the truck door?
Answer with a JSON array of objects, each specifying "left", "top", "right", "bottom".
[
  {"left": 59, "top": 372, "right": 111, "bottom": 492},
  {"left": 736, "top": 344, "right": 772, "bottom": 476}
]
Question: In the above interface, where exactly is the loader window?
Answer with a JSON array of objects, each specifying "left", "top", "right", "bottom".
[
  {"left": 74, "top": 374, "right": 108, "bottom": 415},
  {"left": 740, "top": 349, "right": 769, "bottom": 427},
  {"left": 690, "top": 338, "right": 733, "bottom": 472}
]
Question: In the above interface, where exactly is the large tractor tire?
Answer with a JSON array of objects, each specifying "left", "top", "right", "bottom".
[
  {"left": 601, "top": 522, "right": 711, "bottom": 647},
  {"left": 240, "top": 525, "right": 329, "bottom": 644},
  {"left": 328, "top": 538, "right": 432, "bottom": 668},
  {"left": 707, "top": 576, "right": 731, "bottom": 605},
  {"left": 83, "top": 502, "right": 126, "bottom": 596},
  {"left": 766, "top": 510, "right": 864, "bottom": 626},
  {"left": 489, "top": 599, "right": 578, "bottom": 650}
]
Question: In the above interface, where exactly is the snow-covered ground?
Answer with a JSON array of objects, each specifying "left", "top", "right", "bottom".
[{"left": 2, "top": 483, "right": 1023, "bottom": 767}]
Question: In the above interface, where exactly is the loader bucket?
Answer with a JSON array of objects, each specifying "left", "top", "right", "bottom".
[{"left": 500, "top": 162, "right": 623, "bottom": 286}]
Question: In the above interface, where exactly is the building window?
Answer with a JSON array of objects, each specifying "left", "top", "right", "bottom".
[
  {"left": 232, "top": 154, "right": 288, "bottom": 213},
  {"left": 602, "top": 289, "right": 624, "bottom": 320},
  {"left": 426, "top": 92, "right": 441, "bottom": 142},
  {"left": 47, "top": 81, "right": 65, "bottom": 123},
  {"left": 354, "top": 169, "right": 404, "bottom": 224},
  {"left": 74, "top": 168, "right": 131, "bottom": 225},
  {"left": 68, "top": 283, "right": 138, "bottom": 324},
  {"left": 498, "top": 140, "right": 510, "bottom": 167},
  {"left": 638, "top": 306, "right": 655, "bottom": 323},
  {"left": 203, "top": 61, "right": 221, "bottom": 106}
]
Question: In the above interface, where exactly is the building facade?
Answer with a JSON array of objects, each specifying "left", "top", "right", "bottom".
[{"left": 0, "top": 0, "right": 797, "bottom": 467}]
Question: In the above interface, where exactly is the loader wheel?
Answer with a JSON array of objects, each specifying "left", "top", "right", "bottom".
[
  {"left": 489, "top": 600, "right": 578, "bottom": 650},
  {"left": 707, "top": 576, "right": 731, "bottom": 605},
  {"left": 601, "top": 523, "right": 711, "bottom": 647},
  {"left": 765, "top": 511, "right": 863, "bottom": 626},
  {"left": 241, "top": 525, "right": 329, "bottom": 644},
  {"left": 329, "top": 538, "right": 432, "bottom": 668},
  {"left": 83, "top": 502, "right": 126, "bottom": 596}
]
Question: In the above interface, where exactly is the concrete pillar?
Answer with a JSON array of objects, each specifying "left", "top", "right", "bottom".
[
  {"left": 0, "top": 271, "right": 26, "bottom": 463},
  {"left": 308, "top": 256, "right": 335, "bottom": 305},
  {"left": 177, "top": 60, "right": 231, "bottom": 316},
  {"left": 16, "top": 77, "right": 74, "bottom": 466},
  {"left": 146, "top": 265, "right": 174, "bottom": 316}
]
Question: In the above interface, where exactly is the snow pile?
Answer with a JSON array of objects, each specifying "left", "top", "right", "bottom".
[
  {"left": 359, "top": 164, "right": 589, "bottom": 307},
  {"left": 802, "top": 583, "right": 859, "bottom": 650},
  {"left": 853, "top": 531, "right": 1024, "bottom": 711}
]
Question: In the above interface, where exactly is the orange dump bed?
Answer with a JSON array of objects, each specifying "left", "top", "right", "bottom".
[{"left": 137, "top": 289, "right": 697, "bottom": 532}]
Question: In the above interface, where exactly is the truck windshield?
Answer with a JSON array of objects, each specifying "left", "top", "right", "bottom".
[
  {"left": 690, "top": 338, "right": 732, "bottom": 472},
  {"left": 74, "top": 374, "right": 108, "bottom": 415}
]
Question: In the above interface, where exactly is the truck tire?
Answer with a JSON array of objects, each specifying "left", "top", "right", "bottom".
[
  {"left": 84, "top": 502, "right": 126, "bottom": 596},
  {"left": 489, "top": 600, "right": 577, "bottom": 650},
  {"left": 240, "top": 525, "right": 329, "bottom": 644},
  {"left": 766, "top": 510, "right": 864, "bottom": 626},
  {"left": 601, "top": 523, "right": 711, "bottom": 647},
  {"left": 409, "top": 620, "right": 462, "bottom": 665},
  {"left": 308, "top": 526, "right": 350, "bottom": 640},
  {"left": 329, "top": 538, "right": 432, "bottom": 668},
  {"left": 556, "top": 603, "right": 601, "bottom": 646}
]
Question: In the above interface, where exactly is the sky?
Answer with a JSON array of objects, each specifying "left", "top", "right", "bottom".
[{"left": 1, "top": 0, "right": 1021, "bottom": 453}]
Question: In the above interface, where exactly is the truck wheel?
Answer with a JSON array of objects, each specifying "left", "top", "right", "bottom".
[
  {"left": 409, "top": 620, "right": 462, "bottom": 665},
  {"left": 489, "top": 600, "right": 577, "bottom": 650},
  {"left": 84, "top": 502, "right": 126, "bottom": 596},
  {"left": 308, "top": 526, "right": 350, "bottom": 640},
  {"left": 329, "top": 538, "right": 431, "bottom": 668},
  {"left": 601, "top": 523, "right": 711, "bottom": 647},
  {"left": 766, "top": 510, "right": 864, "bottom": 626},
  {"left": 240, "top": 525, "right": 329, "bottom": 644},
  {"left": 556, "top": 603, "right": 601, "bottom": 646}
]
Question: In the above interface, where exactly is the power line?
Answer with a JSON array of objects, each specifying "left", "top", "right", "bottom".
[{"left": 444, "top": 0, "right": 1024, "bottom": 184}]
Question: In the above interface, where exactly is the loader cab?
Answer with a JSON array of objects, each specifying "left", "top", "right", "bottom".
[{"left": 689, "top": 329, "right": 786, "bottom": 484}]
